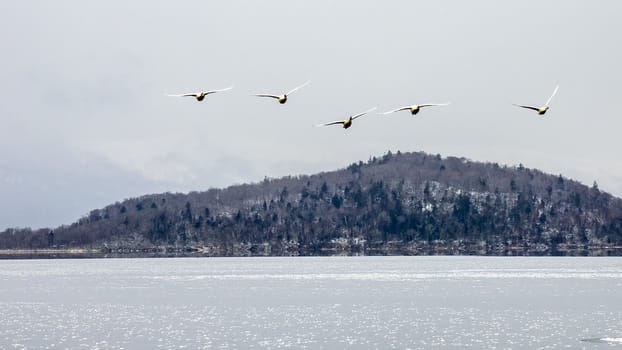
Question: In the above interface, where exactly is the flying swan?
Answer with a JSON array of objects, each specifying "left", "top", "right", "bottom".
[
  {"left": 317, "top": 107, "right": 377, "bottom": 129},
  {"left": 381, "top": 102, "right": 450, "bottom": 116},
  {"left": 513, "top": 85, "right": 559, "bottom": 115},
  {"left": 253, "top": 80, "right": 310, "bottom": 104},
  {"left": 167, "top": 86, "right": 234, "bottom": 101}
]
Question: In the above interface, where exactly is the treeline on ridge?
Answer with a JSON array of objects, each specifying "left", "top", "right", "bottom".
[{"left": 2, "top": 151, "right": 621, "bottom": 255}]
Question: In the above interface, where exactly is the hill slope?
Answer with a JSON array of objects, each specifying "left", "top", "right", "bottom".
[{"left": 2, "top": 151, "right": 622, "bottom": 256}]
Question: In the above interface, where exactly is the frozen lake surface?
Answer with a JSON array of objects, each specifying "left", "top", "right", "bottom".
[{"left": 1, "top": 256, "right": 622, "bottom": 349}]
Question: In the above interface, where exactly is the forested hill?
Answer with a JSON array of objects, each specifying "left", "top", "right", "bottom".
[{"left": 2, "top": 151, "right": 622, "bottom": 256}]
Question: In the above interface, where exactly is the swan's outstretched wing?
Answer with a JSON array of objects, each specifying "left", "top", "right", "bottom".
[
  {"left": 254, "top": 94, "right": 281, "bottom": 99},
  {"left": 286, "top": 80, "right": 310, "bottom": 95},
  {"left": 513, "top": 104, "right": 540, "bottom": 112},
  {"left": 351, "top": 106, "right": 377, "bottom": 120},
  {"left": 167, "top": 93, "right": 197, "bottom": 97},
  {"left": 545, "top": 85, "right": 559, "bottom": 106},
  {"left": 381, "top": 106, "right": 412, "bottom": 115},
  {"left": 205, "top": 86, "right": 234, "bottom": 95},
  {"left": 317, "top": 120, "right": 344, "bottom": 127},
  {"left": 419, "top": 102, "right": 450, "bottom": 108}
]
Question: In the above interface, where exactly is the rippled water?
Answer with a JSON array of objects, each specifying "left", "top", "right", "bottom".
[{"left": 1, "top": 256, "right": 621, "bottom": 349}]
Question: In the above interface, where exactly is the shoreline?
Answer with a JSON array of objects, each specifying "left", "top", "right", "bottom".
[{"left": 1, "top": 246, "right": 621, "bottom": 259}]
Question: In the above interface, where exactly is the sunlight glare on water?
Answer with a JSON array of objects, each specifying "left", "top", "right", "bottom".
[{"left": 1, "top": 256, "right": 621, "bottom": 349}]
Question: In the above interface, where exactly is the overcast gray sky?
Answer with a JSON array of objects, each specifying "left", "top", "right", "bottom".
[{"left": 1, "top": 1, "right": 621, "bottom": 229}]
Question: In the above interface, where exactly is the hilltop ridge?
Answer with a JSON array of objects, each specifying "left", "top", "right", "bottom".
[{"left": 2, "top": 151, "right": 621, "bottom": 257}]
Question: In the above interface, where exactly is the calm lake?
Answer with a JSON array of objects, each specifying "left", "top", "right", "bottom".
[{"left": 1, "top": 256, "right": 621, "bottom": 349}]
